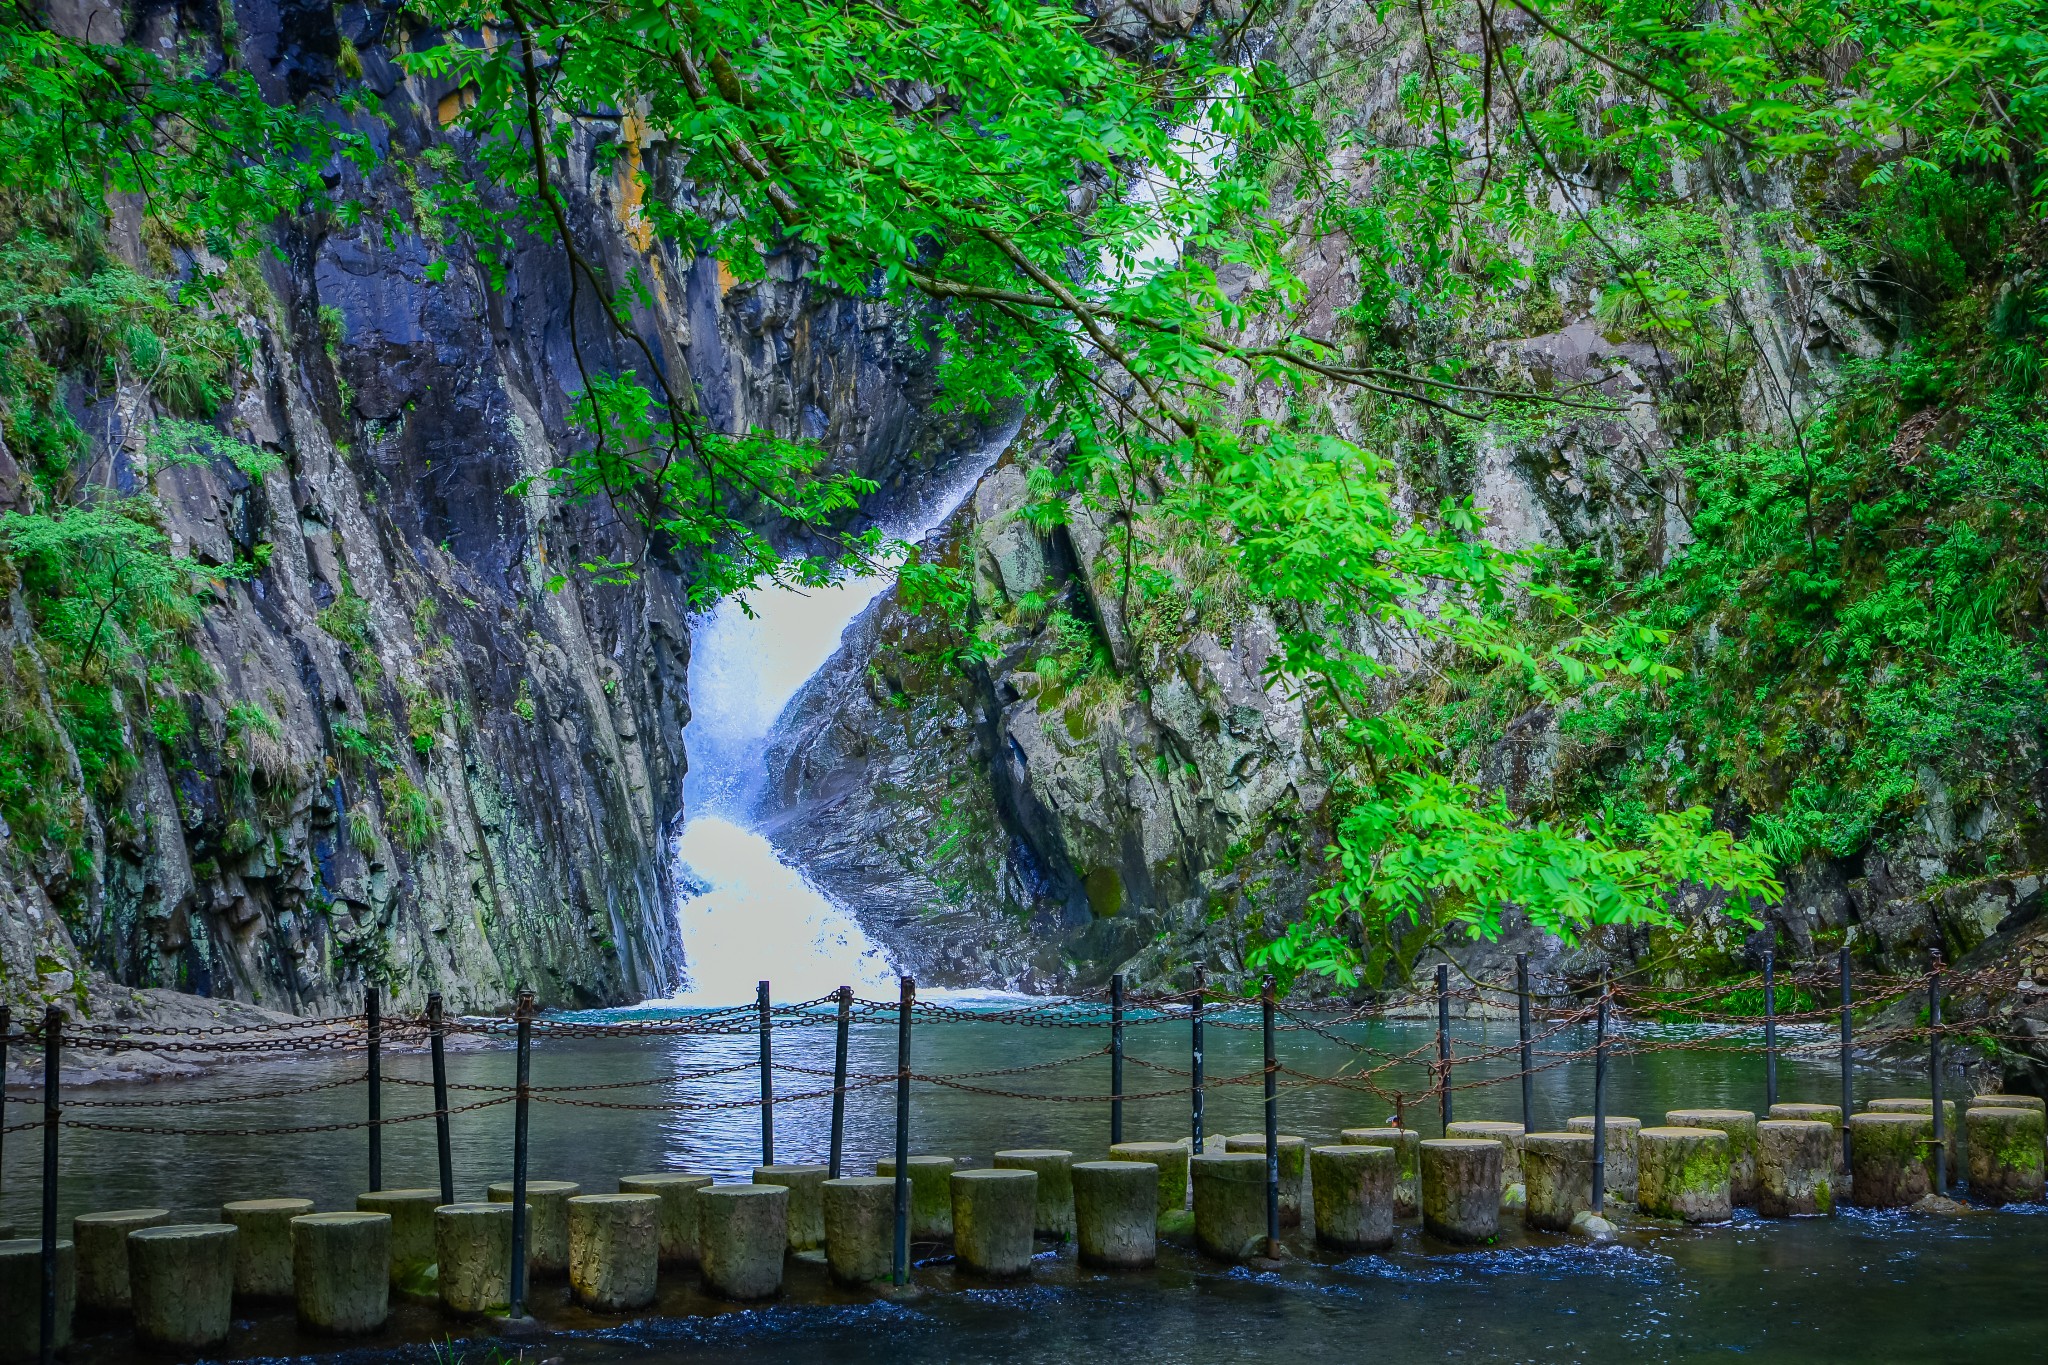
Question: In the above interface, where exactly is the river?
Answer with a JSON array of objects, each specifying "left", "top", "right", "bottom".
[{"left": 1, "top": 1007, "right": 2039, "bottom": 1363}]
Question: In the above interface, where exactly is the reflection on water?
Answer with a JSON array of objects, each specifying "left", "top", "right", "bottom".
[
  {"left": 2, "top": 1010, "right": 2035, "bottom": 1362},
  {"left": 0, "top": 1009, "right": 1981, "bottom": 1206}
]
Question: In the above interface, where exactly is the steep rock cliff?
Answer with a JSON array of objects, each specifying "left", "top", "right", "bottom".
[
  {"left": 757, "top": 0, "right": 2047, "bottom": 1003},
  {"left": 0, "top": 0, "right": 995, "bottom": 1017}
]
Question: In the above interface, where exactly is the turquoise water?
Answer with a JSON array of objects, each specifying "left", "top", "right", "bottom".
[{"left": 3, "top": 1007, "right": 2032, "bottom": 1363}]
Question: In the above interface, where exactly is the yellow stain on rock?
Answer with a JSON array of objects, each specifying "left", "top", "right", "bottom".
[
  {"left": 436, "top": 85, "right": 477, "bottom": 128},
  {"left": 617, "top": 113, "right": 654, "bottom": 253}
]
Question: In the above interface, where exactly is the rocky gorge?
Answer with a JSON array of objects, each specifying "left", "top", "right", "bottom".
[
  {"left": 2, "top": 0, "right": 2044, "bottom": 1107},
  {"left": 0, "top": 0, "right": 1001, "bottom": 1022},
  {"left": 756, "top": 0, "right": 2048, "bottom": 1046}
]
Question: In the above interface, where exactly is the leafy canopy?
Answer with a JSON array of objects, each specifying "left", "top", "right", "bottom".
[{"left": 10, "top": 0, "right": 2044, "bottom": 980}]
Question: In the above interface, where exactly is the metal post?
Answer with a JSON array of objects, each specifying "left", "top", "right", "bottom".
[
  {"left": 1929, "top": 956, "right": 1946, "bottom": 1196},
  {"left": 1109, "top": 973, "right": 1125, "bottom": 1147},
  {"left": 830, "top": 986, "right": 852, "bottom": 1179},
  {"left": 1190, "top": 965, "right": 1206, "bottom": 1157},
  {"left": 757, "top": 979, "right": 774, "bottom": 1166},
  {"left": 1516, "top": 954, "right": 1534, "bottom": 1133},
  {"left": 40, "top": 1007, "right": 60, "bottom": 1365},
  {"left": 509, "top": 988, "right": 534, "bottom": 1319},
  {"left": 429, "top": 992, "right": 454, "bottom": 1207},
  {"left": 1592, "top": 978, "right": 1609, "bottom": 1216},
  {"left": 1839, "top": 946, "right": 1854, "bottom": 1168},
  {"left": 1436, "top": 963, "right": 1453, "bottom": 1130},
  {"left": 367, "top": 986, "right": 383, "bottom": 1192},
  {"left": 1763, "top": 948, "right": 1778, "bottom": 1111},
  {"left": 1261, "top": 974, "right": 1279, "bottom": 1255},
  {"left": 1, "top": 1005, "right": 10, "bottom": 1209},
  {"left": 892, "top": 976, "right": 914, "bottom": 1286}
]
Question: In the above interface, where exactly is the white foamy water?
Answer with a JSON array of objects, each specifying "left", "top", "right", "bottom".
[
  {"left": 663, "top": 815, "right": 897, "bottom": 1001},
  {"left": 680, "top": 572, "right": 901, "bottom": 817},
  {"left": 661, "top": 430, "right": 1019, "bottom": 1006}
]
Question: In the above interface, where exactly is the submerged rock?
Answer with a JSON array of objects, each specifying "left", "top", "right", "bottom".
[{"left": 1569, "top": 1210, "right": 1619, "bottom": 1242}]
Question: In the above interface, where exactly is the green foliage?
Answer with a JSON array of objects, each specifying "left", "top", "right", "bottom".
[
  {"left": 1188, "top": 433, "right": 1780, "bottom": 987},
  {"left": 0, "top": 504, "right": 201, "bottom": 673},
  {"left": 0, "top": 12, "right": 357, "bottom": 860},
  {"left": 222, "top": 700, "right": 283, "bottom": 760},
  {"left": 0, "top": 230, "right": 250, "bottom": 484},
  {"left": 409, "top": 0, "right": 1986, "bottom": 980},
  {"left": 7, "top": 0, "right": 2044, "bottom": 988},
  {"left": 896, "top": 550, "right": 998, "bottom": 671},
  {"left": 381, "top": 772, "right": 442, "bottom": 850},
  {"left": 0, "top": 502, "right": 227, "bottom": 826},
  {"left": 146, "top": 418, "right": 284, "bottom": 482},
  {"left": 0, "top": 664, "right": 77, "bottom": 853},
  {"left": 402, "top": 681, "right": 449, "bottom": 755},
  {"left": 1550, "top": 380, "right": 2048, "bottom": 867},
  {"left": 317, "top": 576, "right": 374, "bottom": 652},
  {"left": 332, "top": 721, "right": 397, "bottom": 772}
]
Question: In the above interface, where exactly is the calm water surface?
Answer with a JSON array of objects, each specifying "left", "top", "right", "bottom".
[{"left": 2, "top": 1006, "right": 2033, "bottom": 1364}]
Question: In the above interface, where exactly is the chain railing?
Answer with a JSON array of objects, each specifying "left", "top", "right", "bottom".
[{"left": 2, "top": 948, "right": 2037, "bottom": 1323}]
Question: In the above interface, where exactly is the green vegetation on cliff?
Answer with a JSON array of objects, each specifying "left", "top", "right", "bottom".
[{"left": 4, "top": 0, "right": 2045, "bottom": 992}]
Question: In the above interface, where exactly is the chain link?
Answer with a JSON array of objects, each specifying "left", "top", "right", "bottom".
[
  {"left": 61, "top": 1094, "right": 513, "bottom": 1137},
  {"left": 13, "top": 956, "right": 2031, "bottom": 1127}
]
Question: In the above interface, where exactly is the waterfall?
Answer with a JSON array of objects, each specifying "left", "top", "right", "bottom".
[{"left": 657, "top": 432, "right": 1017, "bottom": 1005}]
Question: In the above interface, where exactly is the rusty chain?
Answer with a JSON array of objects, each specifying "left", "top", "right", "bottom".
[
  {"left": 12, "top": 956, "right": 2030, "bottom": 1130},
  {"left": 60, "top": 1094, "right": 514, "bottom": 1137},
  {"left": 61, "top": 1074, "right": 370, "bottom": 1108}
]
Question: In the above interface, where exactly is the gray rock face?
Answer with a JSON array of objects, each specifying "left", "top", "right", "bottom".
[
  {"left": 0, "top": 0, "right": 999, "bottom": 1021},
  {"left": 753, "top": 0, "right": 2031, "bottom": 1002},
  {"left": 760, "top": 433, "right": 1588, "bottom": 992}
]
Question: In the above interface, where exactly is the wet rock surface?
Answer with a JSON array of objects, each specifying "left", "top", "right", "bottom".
[
  {"left": 1, "top": 0, "right": 1001, "bottom": 1024},
  {"left": 752, "top": 0, "right": 2048, "bottom": 1049}
]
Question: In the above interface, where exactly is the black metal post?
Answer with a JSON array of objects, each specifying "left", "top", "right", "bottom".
[
  {"left": 1, "top": 1005, "right": 10, "bottom": 1209},
  {"left": 367, "top": 986, "right": 383, "bottom": 1192},
  {"left": 429, "top": 992, "right": 454, "bottom": 1206},
  {"left": 1516, "top": 954, "right": 1534, "bottom": 1133},
  {"left": 509, "top": 988, "right": 534, "bottom": 1319},
  {"left": 758, "top": 979, "right": 774, "bottom": 1166},
  {"left": 1262, "top": 974, "right": 1279, "bottom": 1255},
  {"left": 1763, "top": 948, "right": 1778, "bottom": 1111},
  {"left": 893, "top": 976, "right": 914, "bottom": 1286},
  {"left": 1190, "top": 965, "right": 1206, "bottom": 1158},
  {"left": 830, "top": 986, "right": 852, "bottom": 1179},
  {"left": 1839, "top": 946, "right": 1854, "bottom": 1167},
  {"left": 40, "top": 1007, "right": 60, "bottom": 1365},
  {"left": 1437, "top": 963, "right": 1453, "bottom": 1130},
  {"left": 1110, "top": 973, "right": 1125, "bottom": 1147},
  {"left": 1929, "top": 957, "right": 1946, "bottom": 1195},
  {"left": 1592, "top": 978, "right": 1609, "bottom": 1216}
]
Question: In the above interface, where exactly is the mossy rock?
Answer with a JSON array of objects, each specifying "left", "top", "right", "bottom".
[
  {"left": 1848, "top": 1113, "right": 1935, "bottom": 1208},
  {"left": 1109, "top": 1142, "right": 1189, "bottom": 1226},
  {"left": 875, "top": 1156, "right": 960, "bottom": 1240},
  {"left": 1965, "top": 1105, "right": 2046, "bottom": 1205},
  {"left": 1223, "top": 1134, "right": 1307, "bottom": 1226},
  {"left": 1757, "top": 1120, "right": 1836, "bottom": 1217},
  {"left": 1665, "top": 1110, "right": 1757, "bottom": 1206},
  {"left": 950, "top": 1169, "right": 1036, "bottom": 1277},
  {"left": 1342, "top": 1128, "right": 1420, "bottom": 1217},
  {"left": 1420, "top": 1139, "right": 1501, "bottom": 1245},
  {"left": 1637, "top": 1127, "right": 1731, "bottom": 1223}
]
